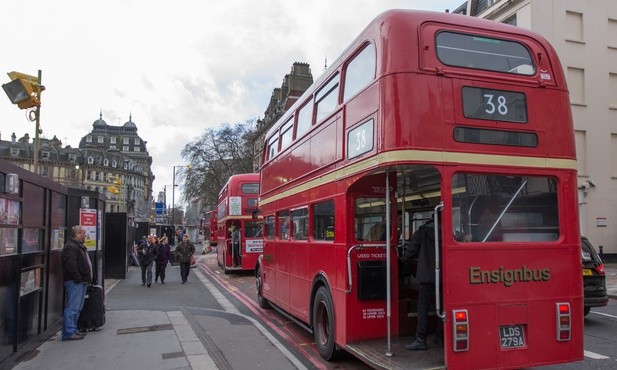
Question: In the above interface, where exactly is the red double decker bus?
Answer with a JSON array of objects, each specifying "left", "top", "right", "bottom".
[
  {"left": 216, "top": 173, "right": 263, "bottom": 273},
  {"left": 255, "top": 10, "right": 582, "bottom": 369},
  {"left": 204, "top": 210, "right": 217, "bottom": 247}
]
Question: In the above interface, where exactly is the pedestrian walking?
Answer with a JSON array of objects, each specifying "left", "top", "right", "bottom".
[
  {"left": 175, "top": 234, "right": 195, "bottom": 284},
  {"left": 138, "top": 234, "right": 158, "bottom": 287},
  {"left": 61, "top": 225, "right": 92, "bottom": 341},
  {"left": 155, "top": 236, "right": 171, "bottom": 284}
]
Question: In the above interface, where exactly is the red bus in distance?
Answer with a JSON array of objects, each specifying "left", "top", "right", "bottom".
[
  {"left": 255, "top": 9, "right": 582, "bottom": 370},
  {"left": 217, "top": 173, "right": 262, "bottom": 273},
  {"left": 203, "top": 210, "right": 217, "bottom": 247}
]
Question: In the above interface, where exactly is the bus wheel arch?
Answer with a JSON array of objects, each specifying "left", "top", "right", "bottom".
[{"left": 311, "top": 279, "right": 341, "bottom": 361}]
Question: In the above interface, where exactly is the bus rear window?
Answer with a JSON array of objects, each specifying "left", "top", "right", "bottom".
[
  {"left": 436, "top": 31, "right": 535, "bottom": 75},
  {"left": 452, "top": 174, "right": 559, "bottom": 243}
]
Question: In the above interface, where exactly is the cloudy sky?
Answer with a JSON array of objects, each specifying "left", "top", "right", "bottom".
[{"left": 0, "top": 0, "right": 463, "bottom": 206}]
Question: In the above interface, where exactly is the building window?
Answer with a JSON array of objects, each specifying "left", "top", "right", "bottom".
[
  {"left": 41, "top": 151, "right": 50, "bottom": 159},
  {"left": 110, "top": 137, "right": 116, "bottom": 144},
  {"left": 123, "top": 146, "right": 129, "bottom": 152},
  {"left": 86, "top": 136, "right": 92, "bottom": 143},
  {"left": 503, "top": 14, "right": 517, "bottom": 26},
  {"left": 123, "top": 137, "right": 129, "bottom": 145},
  {"left": 10, "top": 148, "right": 19, "bottom": 157},
  {"left": 98, "top": 136, "right": 104, "bottom": 143},
  {"left": 110, "top": 145, "right": 116, "bottom": 150},
  {"left": 112, "top": 160, "right": 117, "bottom": 168},
  {"left": 133, "top": 147, "right": 140, "bottom": 152},
  {"left": 103, "top": 159, "right": 109, "bottom": 166},
  {"left": 87, "top": 156, "right": 94, "bottom": 164},
  {"left": 134, "top": 138, "right": 140, "bottom": 145}
]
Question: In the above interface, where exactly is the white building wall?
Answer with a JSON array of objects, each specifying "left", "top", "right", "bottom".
[{"left": 469, "top": 0, "right": 617, "bottom": 256}]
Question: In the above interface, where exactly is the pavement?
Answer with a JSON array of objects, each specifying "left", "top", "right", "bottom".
[
  {"left": 4, "top": 260, "right": 617, "bottom": 370},
  {"left": 6, "top": 246, "right": 305, "bottom": 370}
]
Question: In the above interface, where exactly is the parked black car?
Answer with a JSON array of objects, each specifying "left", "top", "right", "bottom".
[{"left": 581, "top": 236, "right": 609, "bottom": 316}]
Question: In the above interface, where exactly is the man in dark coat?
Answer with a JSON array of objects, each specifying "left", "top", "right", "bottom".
[
  {"left": 175, "top": 234, "right": 195, "bottom": 284},
  {"left": 138, "top": 235, "right": 158, "bottom": 287},
  {"left": 403, "top": 218, "right": 439, "bottom": 350},
  {"left": 61, "top": 225, "right": 92, "bottom": 341}
]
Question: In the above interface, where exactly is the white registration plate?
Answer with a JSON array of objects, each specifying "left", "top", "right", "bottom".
[{"left": 499, "top": 325, "right": 525, "bottom": 349}]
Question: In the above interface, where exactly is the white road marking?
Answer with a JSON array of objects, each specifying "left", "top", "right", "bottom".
[
  {"left": 194, "top": 268, "right": 309, "bottom": 370},
  {"left": 584, "top": 350, "right": 609, "bottom": 360},
  {"left": 591, "top": 311, "right": 617, "bottom": 319}
]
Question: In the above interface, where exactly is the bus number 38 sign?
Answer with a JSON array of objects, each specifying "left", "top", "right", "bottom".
[{"left": 347, "top": 119, "right": 374, "bottom": 159}]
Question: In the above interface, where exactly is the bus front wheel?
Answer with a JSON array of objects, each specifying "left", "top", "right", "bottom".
[{"left": 312, "top": 286, "right": 341, "bottom": 361}]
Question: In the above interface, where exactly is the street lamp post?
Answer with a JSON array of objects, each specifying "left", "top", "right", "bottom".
[
  {"left": 171, "top": 165, "right": 191, "bottom": 243},
  {"left": 163, "top": 184, "right": 176, "bottom": 224}
]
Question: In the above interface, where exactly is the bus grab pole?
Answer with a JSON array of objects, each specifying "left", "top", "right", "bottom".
[
  {"left": 434, "top": 202, "right": 445, "bottom": 320},
  {"left": 385, "top": 171, "right": 393, "bottom": 357}
]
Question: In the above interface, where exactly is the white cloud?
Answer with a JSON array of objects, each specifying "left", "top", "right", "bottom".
[{"left": 0, "top": 0, "right": 464, "bottom": 205}]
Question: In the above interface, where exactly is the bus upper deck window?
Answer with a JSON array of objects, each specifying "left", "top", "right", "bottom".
[
  {"left": 436, "top": 31, "right": 536, "bottom": 76},
  {"left": 343, "top": 43, "right": 376, "bottom": 101}
]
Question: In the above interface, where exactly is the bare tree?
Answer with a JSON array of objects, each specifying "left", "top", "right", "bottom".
[{"left": 180, "top": 120, "right": 257, "bottom": 210}]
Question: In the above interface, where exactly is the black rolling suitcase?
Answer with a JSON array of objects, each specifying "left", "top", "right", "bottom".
[{"left": 78, "top": 284, "right": 106, "bottom": 331}]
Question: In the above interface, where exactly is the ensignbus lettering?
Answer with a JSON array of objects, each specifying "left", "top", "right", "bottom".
[{"left": 469, "top": 266, "right": 550, "bottom": 287}]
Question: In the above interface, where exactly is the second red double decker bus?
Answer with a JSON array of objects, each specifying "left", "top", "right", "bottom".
[
  {"left": 216, "top": 173, "right": 263, "bottom": 273},
  {"left": 255, "top": 9, "right": 583, "bottom": 370}
]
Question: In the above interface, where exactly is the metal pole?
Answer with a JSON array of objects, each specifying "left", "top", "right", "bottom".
[
  {"left": 385, "top": 170, "right": 392, "bottom": 357},
  {"left": 33, "top": 69, "right": 42, "bottom": 175},
  {"left": 172, "top": 166, "right": 176, "bottom": 227}
]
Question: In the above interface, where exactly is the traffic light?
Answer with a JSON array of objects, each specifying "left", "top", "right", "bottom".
[
  {"left": 2, "top": 71, "right": 45, "bottom": 110},
  {"left": 107, "top": 176, "right": 123, "bottom": 195}
]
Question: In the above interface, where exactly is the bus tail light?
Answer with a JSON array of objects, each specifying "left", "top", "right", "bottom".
[
  {"left": 556, "top": 303, "right": 571, "bottom": 341},
  {"left": 452, "top": 309, "right": 469, "bottom": 352}
]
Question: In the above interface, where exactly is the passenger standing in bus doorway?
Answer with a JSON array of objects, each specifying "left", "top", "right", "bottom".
[
  {"left": 175, "top": 234, "right": 195, "bottom": 284},
  {"left": 138, "top": 235, "right": 158, "bottom": 287},
  {"left": 403, "top": 218, "right": 442, "bottom": 350},
  {"left": 155, "top": 236, "right": 171, "bottom": 284},
  {"left": 231, "top": 224, "right": 241, "bottom": 267}
]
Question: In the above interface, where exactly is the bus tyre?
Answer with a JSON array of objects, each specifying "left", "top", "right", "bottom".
[
  {"left": 255, "top": 266, "right": 269, "bottom": 309},
  {"left": 313, "top": 286, "right": 341, "bottom": 361}
]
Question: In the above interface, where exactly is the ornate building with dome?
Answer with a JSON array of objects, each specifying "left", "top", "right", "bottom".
[{"left": 0, "top": 112, "right": 155, "bottom": 221}]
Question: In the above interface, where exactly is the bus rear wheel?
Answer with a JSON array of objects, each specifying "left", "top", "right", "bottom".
[
  {"left": 255, "top": 266, "right": 269, "bottom": 309},
  {"left": 313, "top": 286, "right": 341, "bottom": 361}
]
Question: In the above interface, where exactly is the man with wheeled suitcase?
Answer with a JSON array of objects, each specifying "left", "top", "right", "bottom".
[{"left": 61, "top": 225, "right": 92, "bottom": 341}]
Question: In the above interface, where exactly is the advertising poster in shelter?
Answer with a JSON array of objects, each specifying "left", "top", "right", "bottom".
[{"left": 80, "top": 208, "right": 97, "bottom": 250}]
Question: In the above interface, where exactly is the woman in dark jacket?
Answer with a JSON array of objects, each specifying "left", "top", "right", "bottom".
[
  {"left": 155, "top": 236, "right": 171, "bottom": 284},
  {"left": 137, "top": 235, "right": 158, "bottom": 287}
]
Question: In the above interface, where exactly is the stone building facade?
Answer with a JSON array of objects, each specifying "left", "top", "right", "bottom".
[
  {"left": 253, "top": 62, "right": 313, "bottom": 172},
  {"left": 0, "top": 113, "right": 154, "bottom": 221}
]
